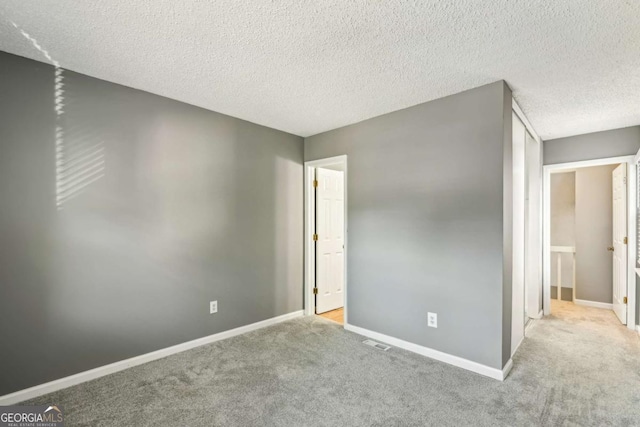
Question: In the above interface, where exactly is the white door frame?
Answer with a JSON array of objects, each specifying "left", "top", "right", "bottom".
[
  {"left": 304, "top": 155, "right": 348, "bottom": 324},
  {"left": 513, "top": 100, "right": 544, "bottom": 322},
  {"left": 542, "top": 155, "right": 636, "bottom": 331}
]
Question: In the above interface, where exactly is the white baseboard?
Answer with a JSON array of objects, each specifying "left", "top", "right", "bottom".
[
  {"left": 344, "top": 323, "right": 512, "bottom": 381},
  {"left": 525, "top": 317, "right": 538, "bottom": 335},
  {"left": 511, "top": 336, "right": 524, "bottom": 357},
  {"left": 0, "top": 310, "right": 304, "bottom": 406},
  {"left": 502, "top": 359, "right": 514, "bottom": 379},
  {"left": 525, "top": 311, "right": 542, "bottom": 320},
  {"left": 636, "top": 325, "right": 640, "bottom": 336},
  {"left": 574, "top": 299, "right": 613, "bottom": 310}
]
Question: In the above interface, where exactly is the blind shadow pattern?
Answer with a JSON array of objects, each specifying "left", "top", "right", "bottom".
[{"left": 10, "top": 22, "right": 105, "bottom": 209}]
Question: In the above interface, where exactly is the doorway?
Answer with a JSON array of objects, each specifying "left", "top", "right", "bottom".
[
  {"left": 543, "top": 156, "right": 636, "bottom": 329},
  {"left": 304, "top": 156, "right": 348, "bottom": 325}
]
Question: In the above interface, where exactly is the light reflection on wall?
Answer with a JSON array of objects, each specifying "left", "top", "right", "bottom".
[{"left": 11, "top": 22, "right": 105, "bottom": 209}]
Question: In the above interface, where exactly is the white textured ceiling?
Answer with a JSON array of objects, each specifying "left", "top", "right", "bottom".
[{"left": 1, "top": 1, "right": 639, "bottom": 139}]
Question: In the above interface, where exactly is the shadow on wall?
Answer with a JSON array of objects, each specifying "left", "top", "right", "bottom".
[
  {"left": 9, "top": 22, "right": 106, "bottom": 208},
  {"left": 0, "top": 24, "right": 303, "bottom": 395}
]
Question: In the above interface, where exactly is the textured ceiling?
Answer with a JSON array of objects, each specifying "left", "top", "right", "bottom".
[{"left": 1, "top": 1, "right": 639, "bottom": 139}]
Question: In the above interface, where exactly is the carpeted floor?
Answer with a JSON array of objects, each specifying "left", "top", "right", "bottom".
[{"left": 23, "top": 301, "right": 640, "bottom": 426}]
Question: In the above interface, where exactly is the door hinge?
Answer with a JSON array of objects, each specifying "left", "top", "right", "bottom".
[
  {"left": 313, "top": 233, "right": 318, "bottom": 241},
  {"left": 313, "top": 179, "right": 318, "bottom": 188},
  {"left": 623, "top": 296, "right": 628, "bottom": 304},
  {"left": 313, "top": 287, "right": 318, "bottom": 295},
  {"left": 624, "top": 237, "right": 628, "bottom": 245}
]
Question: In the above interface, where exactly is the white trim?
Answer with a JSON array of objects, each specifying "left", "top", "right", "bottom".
[
  {"left": 543, "top": 163, "right": 551, "bottom": 315},
  {"left": 344, "top": 323, "right": 512, "bottom": 381},
  {"left": 574, "top": 299, "right": 614, "bottom": 310},
  {"left": 545, "top": 156, "right": 635, "bottom": 173},
  {"left": 529, "top": 126, "right": 544, "bottom": 321},
  {"left": 502, "top": 359, "right": 514, "bottom": 380},
  {"left": 515, "top": 106, "right": 543, "bottom": 324},
  {"left": 543, "top": 154, "right": 636, "bottom": 332},
  {"left": 550, "top": 246, "right": 575, "bottom": 253},
  {"left": 511, "top": 111, "right": 527, "bottom": 356},
  {"left": 511, "top": 335, "right": 524, "bottom": 357},
  {"left": 549, "top": 246, "right": 576, "bottom": 302},
  {"left": 512, "top": 99, "right": 542, "bottom": 144},
  {"left": 636, "top": 325, "right": 640, "bottom": 336},
  {"left": 627, "top": 161, "right": 637, "bottom": 329},
  {"left": 304, "top": 164, "right": 316, "bottom": 316},
  {"left": 527, "top": 310, "right": 543, "bottom": 320},
  {"left": 525, "top": 317, "right": 538, "bottom": 334},
  {"left": 0, "top": 310, "right": 304, "bottom": 406},
  {"left": 304, "top": 155, "right": 348, "bottom": 323}
]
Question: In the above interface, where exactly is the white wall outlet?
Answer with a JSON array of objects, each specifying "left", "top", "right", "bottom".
[
  {"left": 210, "top": 300, "right": 218, "bottom": 314},
  {"left": 427, "top": 312, "right": 437, "bottom": 328}
]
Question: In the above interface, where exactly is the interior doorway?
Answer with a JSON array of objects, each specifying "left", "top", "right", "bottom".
[
  {"left": 543, "top": 156, "right": 636, "bottom": 329},
  {"left": 304, "top": 156, "right": 348, "bottom": 325}
]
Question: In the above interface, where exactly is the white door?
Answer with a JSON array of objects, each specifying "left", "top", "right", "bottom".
[
  {"left": 511, "top": 112, "right": 526, "bottom": 355},
  {"left": 315, "top": 168, "right": 345, "bottom": 314},
  {"left": 612, "top": 164, "right": 627, "bottom": 324},
  {"left": 525, "top": 131, "right": 542, "bottom": 319}
]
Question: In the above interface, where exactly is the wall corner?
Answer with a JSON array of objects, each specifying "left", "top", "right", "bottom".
[{"left": 502, "top": 83, "right": 514, "bottom": 367}]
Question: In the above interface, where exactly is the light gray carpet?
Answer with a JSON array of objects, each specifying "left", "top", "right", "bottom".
[{"left": 23, "top": 301, "right": 640, "bottom": 426}]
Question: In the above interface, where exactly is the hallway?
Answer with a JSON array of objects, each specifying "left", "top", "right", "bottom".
[
  {"left": 513, "top": 299, "right": 640, "bottom": 424},
  {"left": 550, "top": 299, "right": 627, "bottom": 325}
]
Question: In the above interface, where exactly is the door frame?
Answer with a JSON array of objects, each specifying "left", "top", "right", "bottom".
[
  {"left": 542, "top": 155, "right": 636, "bottom": 330},
  {"left": 513, "top": 99, "right": 544, "bottom": 322},
  {"left": 304, "top": 155, "right": 348, "bottom": 324}
]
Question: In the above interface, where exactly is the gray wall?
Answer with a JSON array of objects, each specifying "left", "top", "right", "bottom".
[
  {"left": 0, "top": 52, "right": 304, "bottom": 395},
  {"left": 575, "top": 165, "right": 617, "bottom": 303},
  {"left": 550, "top": 172, "right": 576, "bottom": 292},
  {"left": 545, "top": 127, "right": 640, "bottom": 324},
  {"left": 305, "top": 81, "right": 512, "bottom": 370},
  {"left": 544, "top": 126, "right": 640, "bottom": 165}
]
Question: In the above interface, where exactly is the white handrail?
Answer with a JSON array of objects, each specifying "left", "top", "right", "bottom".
[
  {"left": 550, "top": 246, "right": 575, "bottom": 253},
  {"left": 550, "top": 246, "right": 576, "bottom": 301}
]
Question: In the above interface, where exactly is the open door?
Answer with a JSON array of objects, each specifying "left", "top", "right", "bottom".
[
  {"left": 315, "top": 167, "right": 345, "bottom": 314},
  {"left": 612, "top": 163, "right": 628, "bottom": 324}
]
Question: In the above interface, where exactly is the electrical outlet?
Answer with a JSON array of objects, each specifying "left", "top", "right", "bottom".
[
  {"left": 210, "top": 301, "right": 218, "bottom": 314},
  {"left": 427, "top": 312, "right": 437, "bottom": 328}
]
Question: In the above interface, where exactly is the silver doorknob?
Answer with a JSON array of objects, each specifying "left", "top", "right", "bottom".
[{"left": 607, "top": 246, "right": 614, "bottom": 251}]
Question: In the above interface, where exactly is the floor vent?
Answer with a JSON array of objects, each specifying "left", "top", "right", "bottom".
[{"left": 363, "top": 339, "right": 391, "bottom": 351}]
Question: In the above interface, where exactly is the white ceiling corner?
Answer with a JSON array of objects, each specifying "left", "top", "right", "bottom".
[{"left": 1, "top": 0, "right": 639, "bottom": 139}]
